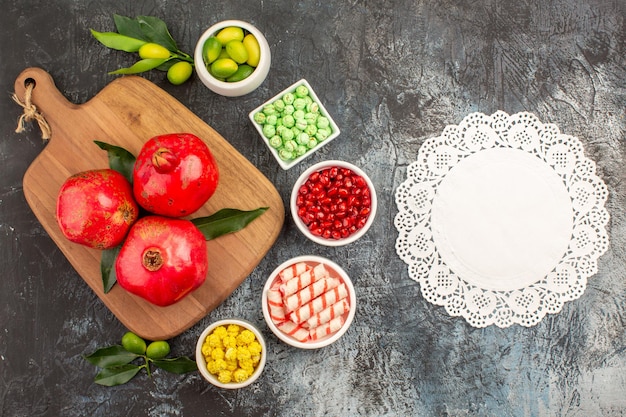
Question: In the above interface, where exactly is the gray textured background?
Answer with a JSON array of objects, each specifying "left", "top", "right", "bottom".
[{"left": 1, "top": 1, "right": 625, "bottom": 416}]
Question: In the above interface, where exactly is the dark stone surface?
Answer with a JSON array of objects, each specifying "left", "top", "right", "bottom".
[{"left": 1, "top": 1, "right": 625, "bottom": 416}]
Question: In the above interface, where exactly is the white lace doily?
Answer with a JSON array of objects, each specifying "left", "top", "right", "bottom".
[{"left": 394, "top": 111, "right": 609, "bottom": 328}]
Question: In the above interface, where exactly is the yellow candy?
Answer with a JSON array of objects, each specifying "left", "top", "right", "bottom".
[
  {"left": 233, "top": 368, "right": 249, "bottom": 383},
  {"left": 223, "top": 335, "right": 237, "bottom": 349},
  {"left": 227, "top": 324, "right": 241, "bottom": 335},
  {"left": 218, "top": 370, "right": 233, "bottom": 384},
  {"left": 211, "top": 347, "right": 225, "bottom": 361},
  {"left": 203, "top": 322, "right": 263, "bottom": 384},
  {"left": 225, "top": 347, "right": 237, "bottom": 361},
  {"left": 237, "top": 329, "right": 256, "bottom": 346},
  {"left": 201, "top": 344, "right": 212, "bottom": 357},
  {"left": 248, "top": 340, "right": 262, "bottom": 355}
]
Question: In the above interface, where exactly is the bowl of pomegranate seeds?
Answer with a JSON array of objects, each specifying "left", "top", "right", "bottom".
[
  {"left": 262, "top": 255, "right": 356, "bottom": 349},
  {"left": 290, "top": 160, "right": 377, "bottom": 246}
]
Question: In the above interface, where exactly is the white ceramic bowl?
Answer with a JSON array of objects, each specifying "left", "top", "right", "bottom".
[
  {"left": 290, "top": 160, "right": 377, "bottom": 246},
  {"left": 195, "top": 319, "right": 267, "bottom": 389},
  {"left": 262, "top": 255, "right": 356, "bottom": 349},
  {"left": 194, "top": 20, "right": 271, "bottom": 97},
  {"left": 248, "top": 79, "right": 341, "bottom": 170}
]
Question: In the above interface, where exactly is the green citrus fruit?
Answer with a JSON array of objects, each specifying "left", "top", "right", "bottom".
[
  {"left": 210, "top": 58, "right": 238, "bottom": 78},
  {"left": 167, "top": 61, "right": 193, "bottom": 85},
  {"left": 138, "top": 43, "right": 171, "bottom": 59},
  {"left": 215, "top": 26, "right": 244, "bottom": 45},
  {"left": 121, "top": 331, "right": 147, "bottom": 355},
  {"left": 146, "top": 340, "right": 171, "bottom": 359},
  {"left": 202, "top": 37, "right": 222, "bottom": 64}
]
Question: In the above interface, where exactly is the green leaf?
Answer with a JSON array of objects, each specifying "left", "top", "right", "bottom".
[
  {"left": 94, "top": 364, "right": 142, "bottom": 386},
  {"left": 152, "top": 356, "right": 198, "bottom": 374},
  {"left": 156, "top": 59, "right": 180, "bottom": 71},
  {"left": 84, "top": 345, "right": 140, "bottom": 368},
  {"left": 113, "top": 14, "right": 150, "bottom": 42},
  {"left": 109, "top": 58, "right": 169, "bottom": 75},
  {"left": 90, "top": 29, "right": 146, "bottom": 52},
  {"left": 93, "top": 140, "right": 136, "bottom": 183},
  {"left": 191, "top": 207, "right": 269, "bottom": 240},
  {"left": 100, "top": 245, "right": 121, "bottom": 293},
  {"left": 136, "top": 15, "right": 178, "bottom": 52}
]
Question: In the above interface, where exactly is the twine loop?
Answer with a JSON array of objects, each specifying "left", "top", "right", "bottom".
[{"left": 12, "top": 81, "right": 52, "bottom": 140}]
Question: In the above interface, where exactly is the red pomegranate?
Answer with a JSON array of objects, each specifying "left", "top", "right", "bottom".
[
  {"left": 115, "top": 215, "right": 208, "bottom": 307},
  {"left": 133, "top": 133, "right": 219, "bottom": 218},
  {"left": 56, "top": 169, "right": 139, "bottom": 249}
]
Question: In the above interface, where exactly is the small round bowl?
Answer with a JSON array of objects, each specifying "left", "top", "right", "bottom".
[
  {"left": 262, "top": 255, "right": 356, "bottom": 349},
  {"left": 290, "top": 160, "right": 377, "bottom": 246},
  {"left": 194, "top": 20, "right": 271, "bottom": 97},
  {"left": 195, "top": 319, "right": 267, "bottom": 389}
]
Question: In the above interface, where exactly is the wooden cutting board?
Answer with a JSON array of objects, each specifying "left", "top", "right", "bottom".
[{"left": 13, "top": 67, "right": 285, "bottom": 341}]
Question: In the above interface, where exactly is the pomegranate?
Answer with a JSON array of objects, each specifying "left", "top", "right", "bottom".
[
  {"left": 56, "top": 169, "right": 139, "bottom": 249},
  {"left": 133, "top": 133, "right": 219, "bottom": 218},
  {"left": 115, "top": 215, "right": 208, "bottom": 307}
]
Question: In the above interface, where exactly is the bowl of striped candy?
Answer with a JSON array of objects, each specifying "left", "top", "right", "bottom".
[{"left": 261, "top": 255, "right": 356, "bottom": 349}]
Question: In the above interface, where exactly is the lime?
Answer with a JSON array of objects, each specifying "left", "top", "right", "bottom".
[
  {"left": 225, "top": 40, "right": 248, "bottom": 64},
  {"left": 121, "top": 331, "right": 147, "bottom": 355},
  {"left": 227, "top": 64, "right": 254, "bottom": 82},
  {"left": 215, "top": 26, "right": 244, "bottom": 45},
  {"left": 146, "top": 340, "right": 171, "bottom": 359},
  {"left": 202, "top": 37, "right": 222, "bottom": 64},
  {"left": 242, "top": 34, "right": 261, "bottom": 67},
  {"left": 210, "top": 58, "right": 238, "bottom": 78},
  {"left": 167, "top": 61, "right": 193, "bottom": 85},
  {"left": 138, "top": 43, "right": 171, "bottom": 59}
]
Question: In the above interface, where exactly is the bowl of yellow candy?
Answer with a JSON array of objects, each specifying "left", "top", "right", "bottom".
[
  {"left": 195, "top": 319, "right": 267, "bottom": 389},
  {"left": 194, "top": 20, "right": 271, "bottom": 97}
]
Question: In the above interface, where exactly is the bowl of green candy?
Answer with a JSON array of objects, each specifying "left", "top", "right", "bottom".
[
  {"left": 248, "top": 79, "right": 341, "bottom": 170},
  {"left": 195, "top": 20, "right": 271, "bottom": 97}
]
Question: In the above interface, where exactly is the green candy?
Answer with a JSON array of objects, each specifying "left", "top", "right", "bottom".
[
  {"left": 263, "top": 103, "right": 276, "bottom": 115},
  {"left": 269, "top": 135, "right": 282, "bottom": 148},
  {"left": 295, "top": 85, "right": 309, "bottom": 97},
  {"left": 282, "top": 92, "right": 295, "bottom": 105},
  {"left": 316, "top": 116, "right": 330, "bottom": 129},
  {"left": 265, "top": 114, "right": 278, "bottom": 126},
  {"left": 273, "top": 99, "right": 286, "bottom": 112},
  {"left": 262, "top": 124, "right": 276, "bottom": 138},
  {"left": 281, "top": 128, "right": 294, "bottom": 141},
  {"left": 293, "top": 97, "right": 306, "bottom": 110},
  {"left": 296, "top": 132, "right": 309, "bottom": 145},
  {"left": 295, "top": 118, "right": 307, "bottom": 130},
  {"left": 278, "top": 149, "right": 294, "bottom": 161},
  {"left": 254, "top": 112, "right": 266, "bottom": 124},
  {"left": 282, "top": 114, "right": 295, "bottom": 128},
  {"left": 296, "top": 145, "right": 308, "bottom": 156}
]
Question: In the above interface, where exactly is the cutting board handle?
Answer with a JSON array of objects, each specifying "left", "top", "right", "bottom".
[{"left": 14, "top": 67, "right": 78, "bottom": 137}]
